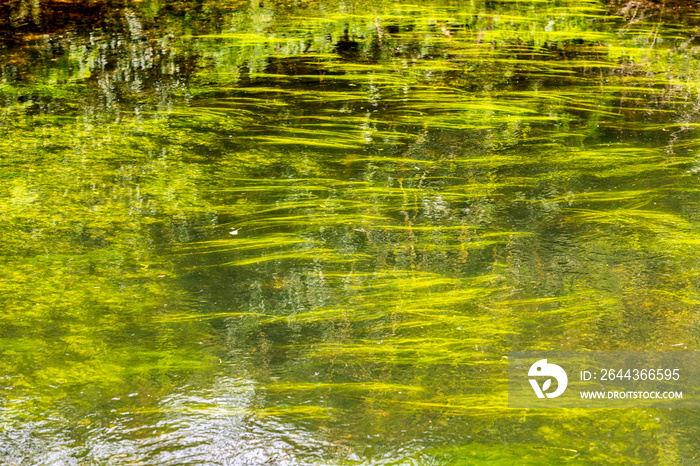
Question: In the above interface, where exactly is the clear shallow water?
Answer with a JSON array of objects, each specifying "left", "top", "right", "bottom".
[{"left": 2, "top": 0, "right": 700, "bottom": 463}]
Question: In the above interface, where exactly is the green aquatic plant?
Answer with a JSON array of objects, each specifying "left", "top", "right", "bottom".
[{"left": 2, "top": 0, "right": 700, "bottom": 463}]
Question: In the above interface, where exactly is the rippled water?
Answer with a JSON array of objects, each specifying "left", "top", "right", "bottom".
[{"left": 2, "top": 0, "right": 700, "bottom": 463}]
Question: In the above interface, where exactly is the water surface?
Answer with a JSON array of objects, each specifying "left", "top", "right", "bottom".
[{"left": 2, "top": 0, "right": 700, "bottom": 463}]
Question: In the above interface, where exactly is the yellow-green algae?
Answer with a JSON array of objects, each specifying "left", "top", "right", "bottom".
[{"left": 1, "top": 0, "right": 700, "bottom": 463}]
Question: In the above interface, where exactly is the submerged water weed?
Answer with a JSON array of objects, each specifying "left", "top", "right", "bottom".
[{"left": 2, "top": 0, "right": 700, "bottom": 463}]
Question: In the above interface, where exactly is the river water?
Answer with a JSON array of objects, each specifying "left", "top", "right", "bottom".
[{"left": 1, "top": 0, "right": 700, "bottom": 463}]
